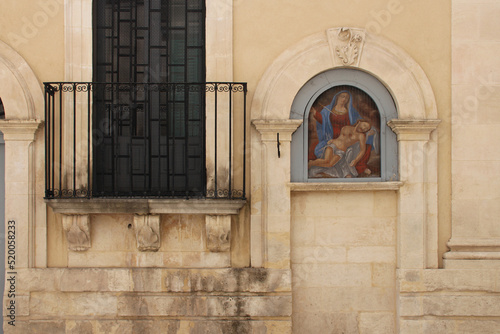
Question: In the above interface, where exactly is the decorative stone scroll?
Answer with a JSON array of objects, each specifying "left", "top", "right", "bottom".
[
  {"left": 62, "top": 214, "right": 91, "bottom": 251},
  {"left": 206, "top": 215, "right": 231, "bottom": 252},
  {"left": 133, "top": 214, "right": 161, "bottom": 252},
  {"left": 327, "top": 27, "right": 365, "bottom": 67}
]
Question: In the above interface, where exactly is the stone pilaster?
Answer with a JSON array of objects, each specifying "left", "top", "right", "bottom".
[
  {"left": 252, "top": 119, "right": 302, "bottom": 269},
  {"left": 388, "top": 119, "right": 441, "bottom": 269},
  {"left": 0, "top": 119, "right": 42, "bottom": 268}
]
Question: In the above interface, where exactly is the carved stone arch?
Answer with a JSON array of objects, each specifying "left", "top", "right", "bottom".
[
  {"left": 250, "top": 27, "right": 441, "bottom": 271},
  {"left": 251, "top": 27, "right": 437, "bottom": 121},
  {"left": 0, "top": 39, "right": 44, "bottom": 120},
  {"left": 0, "top": 39, "right": 45, "bottom": 268}
]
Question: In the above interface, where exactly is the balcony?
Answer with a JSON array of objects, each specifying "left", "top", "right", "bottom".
[{"left": 44, "top": 82, "right": 247, "bottom": 201}]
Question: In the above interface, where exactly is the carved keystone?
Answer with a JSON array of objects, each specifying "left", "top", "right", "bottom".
[
  {"left": 327, "top": 27, "right": 365, "bottom": 67},
  {"left": 206, "top": 215, "right": 231, "bottom": 252},
  {"left": 133, "top": 214, "right": 161, "bottom": 252},
  {"left": 62, "top": 214, "right": 91, "bottom": 251}
]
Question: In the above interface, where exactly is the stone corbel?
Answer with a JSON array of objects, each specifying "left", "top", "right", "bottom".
[
  {"left": 387, "top": 119, "right": 441, "bottom": 141},
  {"left": 133, "top": 214, "right": 161, "bottom": 252},
  {"left": 252, "top": 119, "right": 303, "bottom": 143},
  {"left": 62, "top": 214, "right": 91, "bottom": 251},
  {"left": 206, "top": 215, "right": 231, "bottom": 252}
]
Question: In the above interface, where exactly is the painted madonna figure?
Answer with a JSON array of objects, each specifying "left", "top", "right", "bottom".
[{"left": 308, "top": 87, "right": 380, "bottom": 178}]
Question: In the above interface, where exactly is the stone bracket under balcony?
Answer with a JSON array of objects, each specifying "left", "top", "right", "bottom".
[{"left": 47, "top": 199, "right": 245, "bottom": 253}]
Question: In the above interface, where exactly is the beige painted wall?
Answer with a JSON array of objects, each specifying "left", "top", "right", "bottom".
[
  {"left": 234, "top": 0, "right": 452, "bottom": 265},
  {"left": 0, "top": 0, "right": 65, "bottom": 84}
]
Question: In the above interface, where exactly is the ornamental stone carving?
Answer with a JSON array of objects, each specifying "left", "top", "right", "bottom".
[
  {"left": 327, "top": 27, "right": 365, "bottom": 67},
  {"left": 133, "top": 214, "right": 161, "bottom": 252},
  {"left": 206, "top": 215, "right": 231, "bottom": 252},
  {"left": 62, "top": 214, "right": 91, "bottom": 251}
]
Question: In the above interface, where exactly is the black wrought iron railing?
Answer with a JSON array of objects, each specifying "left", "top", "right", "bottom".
[{"left": 44, "top": 82, "right": 246, "bottom": 199}]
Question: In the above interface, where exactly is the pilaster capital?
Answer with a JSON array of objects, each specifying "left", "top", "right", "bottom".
[
  {"left": 0, "top": 119, "right": 43, "bottom": 141},
  {"left": 252, "top": 119, "right": 302, "bottom": 142},
  {"left": 387, "top": 119, "right": 440, "bottom": 142}
]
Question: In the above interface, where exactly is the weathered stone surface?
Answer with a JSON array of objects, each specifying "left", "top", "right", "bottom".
[
  {"left": 17, "top": 269, "right": 64, "bottom": 292},
  {"left": 372, "top": 263, "right": 396, "bottom": 288},
  {"left": 205, "top": 215, "right": 231, "bottom": 252},
  {"left": 358, "top": 312, "right": 396, "bottom": 334},
  {"left": 131, "top": 269, "right": 163, "bottom": 292},
  {"left": 91, "top": 319, "right": 290, "bottom": 334},
  {"left": 30, "top": 292, "right": 117, "bottom": 317},
  {"left": 163, "top": 268, "right": 291, "bottom": 293},
  {"left": 401, "top": 294, "right": 500, "bottom": 317},
  {"left": 95, "top": 320, "right": 135, "bottom": 334},
  {"left": 423, "top": 295, "right": 500, "bottom": 317},
  {"left": 293, "top": 312, "right": 358, "bottom": 334},
  {"left": 4, "top": 320, "right": 65, "bottom": 334},
  {"left": 293, "top": 263, "right": 372, "bottom": 288},
  {"left": 133, "top": 214, "right": 161, "bottom": 252},
  {"left": 398, "top": 269, "right": 500, "bottom": 293},
  {"left": 347, "top": 246, "right": 396, "bottom": 263},
  {"left": 400, "top": 319, "right": 500, "bottom": 334},
  {"left": 117, "top": 295, "right": 291, "bottom": 317},
  {"left": 65, "top": 320, "right": 93, "bottom": 334},
  {"left": 293, "top": 287, "right": 395, "bottom": 313},
  {"left": 60, "top": 268, "right": 131, "bottom": 292}
]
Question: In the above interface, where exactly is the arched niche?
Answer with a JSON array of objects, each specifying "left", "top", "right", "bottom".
[
  {"left": 0, "top": 40, "right": 44, "bottom": 120},
  {"left": 290, "top": 68, "right": 399, "bottom": 182},
  {"left": 250, "top": 27, "right": 441, "bottom": 270}
]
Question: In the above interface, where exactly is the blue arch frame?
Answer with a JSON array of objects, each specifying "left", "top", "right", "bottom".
[{"left": 290, "top": 68, "right": 398, "bottom": 182}]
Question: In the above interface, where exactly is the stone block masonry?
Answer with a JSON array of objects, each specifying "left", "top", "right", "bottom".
[{"left": 7, "top": 268, "right": 292, "bottom": 333}]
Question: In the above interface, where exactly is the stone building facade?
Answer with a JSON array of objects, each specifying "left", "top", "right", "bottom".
[{"left": 0, "top": 0, "right": 499, "bottom": 333}]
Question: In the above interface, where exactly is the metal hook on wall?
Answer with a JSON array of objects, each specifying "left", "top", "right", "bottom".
[{"left": 277, "top": 133, "right": 281, "bottom": 158}]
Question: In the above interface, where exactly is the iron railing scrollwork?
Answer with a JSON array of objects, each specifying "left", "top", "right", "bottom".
[{"left": 44, "top": 82, "right": 246, "bottom": 200}]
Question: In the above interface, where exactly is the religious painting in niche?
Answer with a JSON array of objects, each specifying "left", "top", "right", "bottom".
[{"left": 308, "top": 85, "right": 381, "bottom": 178}]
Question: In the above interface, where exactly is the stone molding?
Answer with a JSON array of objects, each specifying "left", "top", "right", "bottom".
[
  {"left": 45, "top": 198, "right": 246, "bottom": 215},
  {"left": 289, "top": 182, "right": 403, "bottom": 192},
  {"left": 206, "top": 215, "right": 231, "bottom": 252},
  {"left": 252, "top": 119, "right": 303, "bottom": 142},
  {"left": 0, "top": 119, "right": 42, "bottom": 141},
  {"left": 62, "top": 214, "right": 91, "bottom": 252},
  {"left": 387, "top": 119, "right": 441, "bottom": 141},
  {"left": 133, "top": 214, "right": 161, "bottom": 252},
  {"left": 444, "top": 238, "right": 500, "bottom": 265},
  {"left": 0, "top": 40, "right": 44, "bottom": 119}
]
